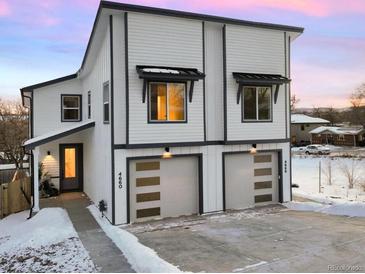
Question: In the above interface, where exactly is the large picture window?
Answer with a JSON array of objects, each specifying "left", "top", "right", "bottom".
[
  {"left": 149, "top": 82, "right": 186, "bottom": 122},
  {"left": 242, "top": 87, "right": 272, "bottom": 122},
  {"left": 61, "top": 95, "right": 81, "bottom": 122}
]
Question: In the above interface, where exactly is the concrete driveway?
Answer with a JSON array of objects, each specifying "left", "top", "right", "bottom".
[{"left": 126, "top": 206, "right": 365, "bottom": 272}]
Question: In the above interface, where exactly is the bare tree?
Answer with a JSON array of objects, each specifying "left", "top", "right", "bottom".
[
  {"left": 322, "top": 159, "right": 333, "bottom": 185},
  {"left": 290, "top": 94, "right": 300, "bottom": 112},
  {"left": 350, "top": 83, "right": 365, "bottom": 126},
  {"left": 0, "top": 99, "right": 28, "bottom": 169},
  {"left": 338, "top": 159, "right": 361, "bottom": 189}
]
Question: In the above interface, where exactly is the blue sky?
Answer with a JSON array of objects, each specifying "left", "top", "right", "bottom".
[{"left": 1, "top": 0, "right": 365, "bottom": 108}]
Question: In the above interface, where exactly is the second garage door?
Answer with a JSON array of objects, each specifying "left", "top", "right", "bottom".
[
  {"left": 224, "top": 152, "right": 280, "bottom": 210},
  {"left": 129, "top": 156, "right": 200, "bottom": 223}
]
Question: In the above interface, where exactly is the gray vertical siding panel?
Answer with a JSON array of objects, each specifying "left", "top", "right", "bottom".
[
  {"left": 128, "top": 12, "right": 204, "bottom": 144},
  {"left": 225, "top": 25, "right": 286, "bottom": 141},
  {"left": 205, "top": 22, "right": 224, "bottom": 141}
]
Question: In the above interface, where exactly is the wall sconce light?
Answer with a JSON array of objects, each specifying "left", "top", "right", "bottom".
[
  {"left": 249, "top": 144, "right": 257, "bottom": 155},
  {"left": 47, "top": 151, "right": 51, "bottom": 156},
  {"left": 162, "top": 147, "right": 172, "bottom": 159}
]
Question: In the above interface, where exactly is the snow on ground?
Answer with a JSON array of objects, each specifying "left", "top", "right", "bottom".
[
  {"left": 292, "top": 155, "right": 365, "bottom": 201},
  {"left": 285, "top": 198, "right": 365, "bottom": 217},
  {"left": 88, "top": 205, "right": 181, "bottom": 273},
  {"left": 0, "top": 208, "right": 96, "bottom": 272}
]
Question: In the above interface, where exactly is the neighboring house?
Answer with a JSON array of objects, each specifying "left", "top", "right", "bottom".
[
  {"left": 20, "top": 1, "right": 303, "bottom": 225},
  {"left": 291, "top": 114, "right": 330, "bottom": 146},
  {"left": 310, "top": 126, "right": 365, "bottom": 147}
]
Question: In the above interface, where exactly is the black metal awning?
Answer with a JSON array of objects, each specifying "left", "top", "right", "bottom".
[
  {"left": 232, "top": 72, "right": 291, "bottom": 104},
  {"left": 136, "top": 65, "right": 205, "bottom": 103}
]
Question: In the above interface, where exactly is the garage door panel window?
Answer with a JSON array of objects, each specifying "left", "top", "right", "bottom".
[
  {"left": 149, "top": 82, "right": 186, "bottom": 122},
  {"left": 242, "top": 87, "right": 272, "bottom": 122}
]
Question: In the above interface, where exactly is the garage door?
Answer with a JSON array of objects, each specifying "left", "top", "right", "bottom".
[
  {"left": 225, "top": 152, "right": 279, "bottom": 210},
  {"left": 129, "top": 156, "right": 199, "bottom": 223}
]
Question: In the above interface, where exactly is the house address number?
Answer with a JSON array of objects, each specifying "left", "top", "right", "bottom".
[{"left": 118, "top": 172, "right": 123, "bottom": 189}]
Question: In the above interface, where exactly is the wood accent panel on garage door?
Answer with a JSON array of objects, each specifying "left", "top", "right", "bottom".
[{"left": 253, "top": 152, "right": 278, "bottom": 205}]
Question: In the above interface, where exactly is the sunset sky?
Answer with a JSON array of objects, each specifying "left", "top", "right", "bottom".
[{"left": 1, "top": 0, "right": 365, "bottom": 108}]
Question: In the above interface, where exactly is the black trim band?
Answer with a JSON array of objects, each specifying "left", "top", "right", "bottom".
[{"left": 114, "top": 139, "right": 290, "bottom": 149}]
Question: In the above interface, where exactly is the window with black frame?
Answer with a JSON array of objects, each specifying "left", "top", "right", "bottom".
[
  {"left": 149, "top": 82, "right": 186, "bottom": 122},
  {"left": 61, "top": 95, "right": 81, "bottom": 122},
  {"left": 103, "top": 83, "right": 109, "bottom": 124},
  {"left": 87, "top": 91, "right": 91, "bottom": 119},
  {"left": 242, "top": 87, "right": 272, "bottom": 122}
]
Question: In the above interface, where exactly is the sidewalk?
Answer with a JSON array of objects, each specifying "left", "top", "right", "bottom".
[{"left": 41, "top": 192, "right": 134, "bottom": 273}]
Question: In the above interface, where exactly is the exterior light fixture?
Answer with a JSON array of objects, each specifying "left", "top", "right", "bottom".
[
  {"left": 162, "top": 147, "right": 172, "bottom": 159},
  {"left": 250, "top": 144, "right": 257, "bottom": 155},
  {"left": 47, "top": 151, "right": 51, "bottom": 155}
]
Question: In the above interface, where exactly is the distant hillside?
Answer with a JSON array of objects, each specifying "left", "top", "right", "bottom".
[{"left": 295, "top": 107, "right": 351, "bottom": 113}]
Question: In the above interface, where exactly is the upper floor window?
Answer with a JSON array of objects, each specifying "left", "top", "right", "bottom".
[
  {"left": 242, "top": 87, "right": 272, "bottom": 122},
  {"left": 103, "top": 82, "right": 110, "bottom": 124},
  {"left": 149, "top": 82, "right": 186, "bottom": 122},
  {"left": 87, "top": 91, "right": 91, "bottom": 119},
  {"left": 61, "top": 95, "right": 81, "bottom": 122}
]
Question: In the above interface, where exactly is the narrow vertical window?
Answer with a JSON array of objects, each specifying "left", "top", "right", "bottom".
[
  {"left": 103, "top": 83, "right": 110, "bottom": 123},
  {"left": 87, "top": 91, "right": 91, "bottom": 119}
]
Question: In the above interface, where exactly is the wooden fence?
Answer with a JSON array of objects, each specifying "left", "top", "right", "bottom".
[{"left": 0, "top": 175, "right": 31, "bottom": 218}]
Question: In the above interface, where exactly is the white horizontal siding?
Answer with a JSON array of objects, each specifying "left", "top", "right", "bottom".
[
  {"left": 128, "top": 12, "right": 204, "bottom": 144},
  {"left": 225, "top": 25, "right": 287, "bottom": 141},
  {"left": 33, "top": 79, "right": 82, "bottom": 136}
]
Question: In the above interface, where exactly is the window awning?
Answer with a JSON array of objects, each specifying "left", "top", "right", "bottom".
[
  {"left": 136, "top": 65, "right": 205, "bottom": 103},
  {"left": 23, "top": 120, "right": 95, "bottom": 149},
  {"left": 233, "top": 72, "right": 291, "bottom": 104}
]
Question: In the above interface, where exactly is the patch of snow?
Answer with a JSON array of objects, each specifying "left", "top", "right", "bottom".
[
  {"left": 88, "top": 204, "right": 182, "bottom": 273},
  {"left": 0, "top": 208, "right": 96, "bottom": 272},
  {"left": 233, "top": 261, "right": 267, "bottom": 272},
  {"left": 292, "top": 156, "right": 365, "bottom": 202},
  {"left": 309, "top": 126, "right": 364, "bottom": 135},
  {"left": 291, "top": 114, "right": 329, "bottom": 124},
  {"left": 142, "top": 68, "right": 180, "bottom": 74},
  {"left": 285, "top": 200, "right": 365, "bottom": 217}
]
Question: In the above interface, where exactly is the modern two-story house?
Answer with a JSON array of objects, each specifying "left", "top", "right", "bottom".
[{"left": 21, "top": 1, "right": 303, "bottom": 225}]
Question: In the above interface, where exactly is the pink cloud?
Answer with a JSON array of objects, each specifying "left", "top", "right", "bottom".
[
  {"left": 0, "top": 0, "right": 62, "bottom": 26},
  {"left": 292, "top": 62, "right": 365, "bottom": 108},
  {"left": 117, "top": 0, "right": 365, "bottom": 17},
  {"left": 0, "top": 0, "right": 10, "bottom": 16}
]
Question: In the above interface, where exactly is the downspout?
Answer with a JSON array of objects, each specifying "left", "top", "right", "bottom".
[{"left": 22, "top": 93, "right": 35, "bottom": 219}]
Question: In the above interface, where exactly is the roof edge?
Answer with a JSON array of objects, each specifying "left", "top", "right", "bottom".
[
  {"left": 20, "top": 73, "right": 78, "bottom": 93},
  {"left": 101, "top": 1, "right": 304, "bottom": 33}
]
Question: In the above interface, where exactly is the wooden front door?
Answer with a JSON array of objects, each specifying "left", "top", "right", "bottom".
[{"left": 60, "top": 144, "right": 83, "bottom": 192}]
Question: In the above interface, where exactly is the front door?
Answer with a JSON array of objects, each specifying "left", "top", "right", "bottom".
[{"left": 60, "top": 144, "right": 83, "bottom": 192}]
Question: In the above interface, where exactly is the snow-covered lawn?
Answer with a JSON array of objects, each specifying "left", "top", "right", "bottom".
[
  {"left": 292, "top": 155, "right": 365, "bottom": 201},
  {"left": 0, "top": 208, "right": 96, "bottom": 272},
  {"left": 286, "top": 195, "right": 365, "bottom": 218},
  {"left": 88, "top": 205, "right": 181, "bottom": 273}
]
